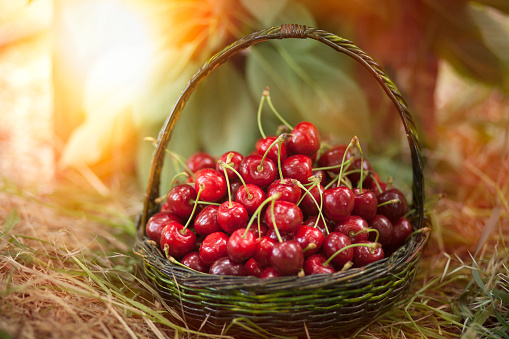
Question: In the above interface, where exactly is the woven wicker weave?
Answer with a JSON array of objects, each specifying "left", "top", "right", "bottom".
[{"left": 134, "top": 24, "right": 430, "bottom": 338}]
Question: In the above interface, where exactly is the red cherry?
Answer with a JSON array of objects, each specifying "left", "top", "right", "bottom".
[
  {"left": 317, "top": 144, "right": 350, "bottom": 175},
  {"left": 255, "top": 136, "right": 287, "bottom": 163},
  {"left": 186, "top": 151, "right": 216, "bottom": 174},
  {"left": 199, "top": 232, "right": 228, "bottom": 265},
  {"left": 391, "top": 217, "right": 413, "bottom": 248},
  {"left": 146, "top": 212, "right": 182, "bottom": 244},
  {"left": 334, "top": 215, "right": 369, "bottom": 244},
  {"left": 164, "top": 184, "right": 197, "bottom": 219},
  {"left": 368, "top": 214, "right": 394, "bottom": 246},
  {"left": 216, "top": 151, "right": 243, "bottom": 181},
  {"left": 227, "top": 228, "right": 256, "bottom": 263},
  {"left": 348, "top": 158, "right": 374, "bottom": 187},
  {"left": 266, "top": 229, "right": 295, "bottom": 242},
  {"left": 194, "top": 169, "right": 227, "bottom": 202},
  {"left": 252, "top": 236, "right": 276, "bottom": 267},
  {"left": 304, "top": 254, "right": 335, "bottom": 275},
  {"left": 266, "top": 178, "right": 301, "bottom": 204},
  {"left": 377, "top": 188, "right": 408, "bottom": 222},
  {"left": 229, "top": 180, "right": 243, "bottom": 199},
  {"left": 260, "top": 266, "right": 283, "bottom": 279},
  {"left": 287, "top": 121, "right": 321, "bottom": 157},
  {"left": 351, "top": 188, "right": 378, "bottom": 221},
  {"left": 245, "top": 258, "right": 263, "bottom": 277},
  {"left": 235, "top": 184, "right": 266, "bottom": 215},
  {"left": 303, "top": 215, "right": 331, "bottom": 236},
  {"left": 217, "top": 201, "right": 248, "bottom": 234},
  {"left": 159, "top": 222, "right": 196, "bottom": 259},
  {"left": 294, "top": 225, "right": 324, "bottom": 257},
  {"left": 209, "top": 257, "right": 246, "bottom": 276},
  {"left": 193, "top": 205, "right": 222, "bottom": 236},
  {"left": 270, "top": 240, "right": 304, "bottom": 276},
  {"left": 264, "top": 200, "right": 303, "bottom": 234},
  {"left": 322, "top": 232, "right": 353, "bottom": 270},
  {"left": 281, "top": 154, "right": 313, "bottom": 184},
  {"left": 352, "top": 241, "right": 384, "bottom": 267},
  {"left": 239, "top": 154, "right": 277, "bottom": 188},
  {"left": 299, "top": 184, "right": 324, "bottom": 217},
  {"left": 322, "top": 186, "right": 355, "bottom": 222},
  {"left": 181, "top": 252, "right": 209, "bottom": 273}
]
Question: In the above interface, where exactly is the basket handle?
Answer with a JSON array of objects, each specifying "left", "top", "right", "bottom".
[{"left": 138, "top": 24, "right": 425, "bottom": 235}]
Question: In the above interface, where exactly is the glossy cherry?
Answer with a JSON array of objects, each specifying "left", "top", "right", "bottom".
[
  {"left": 194, "top": 168, "right": 227, "bottom": 202},
  {"left": 348, "top": 157, "right": 374, "bottom": 187},
  {"left": 186, "top": 151, "right": 216, "bottom": 174},
  {"left": 252, "top": 236, "right": 276, "bottom": 267},
  {"left": 255, "top": 136, "right": 287, "bottom": 163},
  {"left": 227, "top": 228, "right": 256, "bottom": 263},
  {"left": 391, "top": 217, "right": 413, "bottom": 247},
  {"left": 322, "top": 186, "right": 355, "bottom": 222},
  {"left": 304, "top": 254, "right": 335, "bottom": 275},
  {"left": 281, "top": 154, "right": 313, "bottom": 184},
  {"left": 217, "top": 201, "right": 248, "bottom": 234},
  {"left": 146, "top": 212, "right": 182, "bottom": 244},
  {"left": 266, "top": 178, "right": 301, "bottom": 204},
  {"left": 159, "top": 222, "right": 196, "bottom": 259},
  {"left": 244, "top": 258, "right": 263, "bottom": 277},
  {"left": 334, "top": 215, "right": 369, "bottom": 244},
  {"left": 287, "top": 121, "right": 321, "bottom": 157},
  {"left": 239, "top": 154, "right": 277, "bottom": 188},
  {"left": 352, "top": 241, "right": 384, "bottom": 267},
  {"left": 322, "top": 232, "right": 353, "bottom": 270},
  {"left": 235, "top": 184, "right": 266, "bottom": 215},
  {"left": 193, "top": 205, "right": 222, "bottom": 236},
  {"left": 368, "top": 214, "right": 393, "bottom": 246},
  {"left": 216, "top": 151, "right": 243, "bottom": 181},
  {"left": 260, "top": 266, "right": 283, "bottom": 279},
  {"left": 264, "top": 200, "right": 303, "bottom": 234},
  {"left": 163, "top": 184, "right": 197, "bottom": 219},
  {"left": 270, "top": 240, "right": 304, "bottom": 276},
  {"left": 299, "top": 184, "right": 324, "bottom": 217},
  {"left": 317, "top": 144, "right": 350, "bottom": 175},
  {"left": 351, "top": 188, "right": 378, "bottom": 221},
  {"left": 377, "top": 188, "right": 408, "bottom": 222},
  {"left": 294, "top": 225, "right": 324, "bottom": 257},
  {"left": 209, "top": 257, "right": 246, "bottom": 276},
  {"left": 199, "top": 232, "right": 228, "bottom": 265},
  {"left": 181, "top": 252, "right": 209, "bottom": 273}
]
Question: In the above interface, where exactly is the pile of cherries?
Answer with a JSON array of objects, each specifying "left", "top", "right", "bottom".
[{"left": 145, "top": 95, "right": 413, "bottom": 278}]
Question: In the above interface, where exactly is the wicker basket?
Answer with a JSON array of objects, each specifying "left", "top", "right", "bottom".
[{"left": 135, "top": 24, "right": 430, "bottom": 338}]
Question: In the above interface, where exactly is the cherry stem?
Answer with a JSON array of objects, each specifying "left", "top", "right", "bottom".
[
  {"left": 244, "top": 193, "right": 281, "bottom": 237},
  {"left": 145, "top": 137, "right": 196, "bottom": 180},
  {"left": 220, "top": 161, "right": 233, "bottom": 207},
  {"left": 182, "top": 183, "right": 204, "bottom": 232},
  {"left": 190, "top": 200, "right": 220, "bottom": 206},
  {"left": 369, "top": 173, "right": 383, "bottom": 193},
  {"left": 269, "top": 199, "right": 283, "bottom": 243},
  {"left": 355, "top": 137, "right": 365, "bottom": 192},
  {"left": 341, "top": 261, "right": 353, "bottom": 271},
  {"left": 336, "top": 137, "right": 358, "bottom": 187},
  {"left": 257, "top": 133, "right": 290, "bottom": 173},
  {"left": 257, "top": 87, "right": 268, "bottom": 139},
  {"left": 302, "top": 243, "right": 317, "bottom": 253},
  {"left": 351, "top": 228, "right": 380, "bottom": 243},
  {"left": 312, "top": 158, "right": 354, "bottom": 172},
  {"left": 264, "top": 87, "right": 293, "bottom": 130},
  {"left": 295, "top": 179, "right": 329, "bottom": 235},
  {"left": 377, "top": 198, "right": 400, "bottom": 208},
  {"left": 323, "top": 242, "right": 381, "bottom": 266},
  {"left": 407, "top": 227, "right": 431, "bottom": 242},
  {"left": 218, "top": 159, "right": 252, "bottom": 199},
  {"left": 170, "top": 172, "right": 190, "bottom": 188}
]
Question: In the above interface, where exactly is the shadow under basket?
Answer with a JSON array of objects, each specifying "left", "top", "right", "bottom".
[{"left": 134, "top": 24, "right": 430, "bottom": 338}]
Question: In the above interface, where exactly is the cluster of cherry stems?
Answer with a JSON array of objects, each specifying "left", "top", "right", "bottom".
[{"left": 145, "top": 88, "right": 414, "bottom": 278}]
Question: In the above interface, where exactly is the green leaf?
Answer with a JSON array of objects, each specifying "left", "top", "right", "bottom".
[
  {"left": 246, "top": 41, "right": 371, "bottom": 144},
  {"left": 240, "top": 0, "right": 288, "bottom": 27},
  {"left": 2, "top": 209, "right": 20, "bottom": 233}
]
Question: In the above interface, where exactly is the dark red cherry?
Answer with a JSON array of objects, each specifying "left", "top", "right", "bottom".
[
  {"left": 227, "top": 228, "right": 256, "bottom": 263},
  {"left": 229, "top": 180, "right": 243, "bottom": 199},
  {"left": 216, "top": 151, "right": 243, "bottom": 181},
  {"left": 312, "top": 169, "right": 328, "bottom": 187},
  {"left": 209, "top": 257, "right": 246, "bottom": 276},
  {"left": 287, "top": 121, "right": 321, "bottom": 157},
  {"left": 217, "top": 201, "right": 248, "bottom": 234},
  {"left": 193, "top": 205, "right": 222, "bottom": 236},
  {"left": 159, "top": 222, "right": 196, "bottom": 259},
  {"left": 235, "top": 184, "right": 266, "bottom": 215},
  {"left": 245, "top": 258, "right": 263, "bottom": 277},
  {"left": 255, "top": 136, "right": 287, "bottom": 163},
  {"left": 194, "top": 168, "right": 227, "bottom": 202},
  {"left": 299, "top": 184, "right": 324, "bottom": 217},
  {"left": 181, "top": 252, "right": 209, "bottom": 273},
  {"left": 368, "top": 214, "right": 393, "bottom": 246},
  {"left": 266, "top": 229, "right": 295, "bottom": 242},
  {"left": 199, "top": 232, "right": 228, "bottom": 265},
  {"left": 322, "top": 232, "right": 353, "bottom": 269},
  {"left": 250, "top": 220, "right": 269, "bottom": 238},
  {"left": 352, "top": 241, "right": 384, "bottom": 267},
  {"left": 239, "top": 154, "right": 277, "bottom": 188},
  {"left": 377, "top": 189, "right": 408, "bottom": 222},
  {"left": 270, "top": 240, "right": 304, "bottom": 276},
  {"left": 264, "top": 200, "right": 303, "bottom": 234},
  {"left": 303, "top": 215, "right": 331, "bottom": 236},
  {"left": 352, "top": 188, "right": 378, "bottom": 221},
  {"left": 253, "top": 236, "right": 276, "bottom": 267},
  {"left": 323, "top": 186, "right": 355, "bottom": 222},
  {"left": 391, "top": 217, "right": 413, "bottom": 247},
  {"left": 260, "top": 266, "right": 283, "bottom": 279},
  {"left": 281, "top": 154, "right": 313, "bottom": 184},
  {"left": 348, "top": 158, "right": 374, "bottom": 187},
  {"left": 304, "top": 254, "right": 335, "bottom": 275},
  {"left": 164, "top": 184, "right": 197, "bottom": 219},
  {"left": 146, "top": 212, "right": 182, "bottom": 244},
  {"left": 266, "top": 178, "right": 301, "bottom": 204},
  {"left": 186, "top": 151, "right": 216, "bottom": 174},
  {"left": 317, "top": 144, "right": 350, "bottom": 175},
  {"left": 334, "top": 215, "right": 369, "bottom": 244},
  {"left": 294, "top": 225, "right": 324, "bottom": 257}
]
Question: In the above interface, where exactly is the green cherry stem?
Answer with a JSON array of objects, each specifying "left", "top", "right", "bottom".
[
  {"left": 170, "top": 172, "right": 190, "bottom": 189},
  {"left": 355, "top": 138, "right": 365, "bottom": 192},
  {"left": 220, "top": 160, "right": 233, "bottom": 208},
  {"left": 244, "top": 193, "right": 281, "bottom": 238},
  {"left": 350, "top": 228, "right": 380, "bottom": 243},
  {"left": 257, "top": 87, "right": 268, "bottom": 139},
  {"left": 182, "top": 183, "right": 204, "bottom": 233},
  {"left": 323, "top": 242, "right": 381, "bottom": 266},
  {"left": 377, "top": 198, "right": 400, "bottom": 208},
  {"left": 145, "top": 137, "right": 196, "bottom": 180},
  {"left": 269, "top": 199, "right": 283, "bottom": 243},
  {"left": 294, "top": 179, "right": 330, "bottom": 235},
  {"left": 218, "top": 159, "right": 252, "bottom": 199},
  {"left": 264, "top": 87, "right": 293, "bottom": 130},
  {"left": 336, "top": 136, "right": 358, "bottom": 187},
  {"left": 257, "top": 133, "right": 290, "bottom": 173}
]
